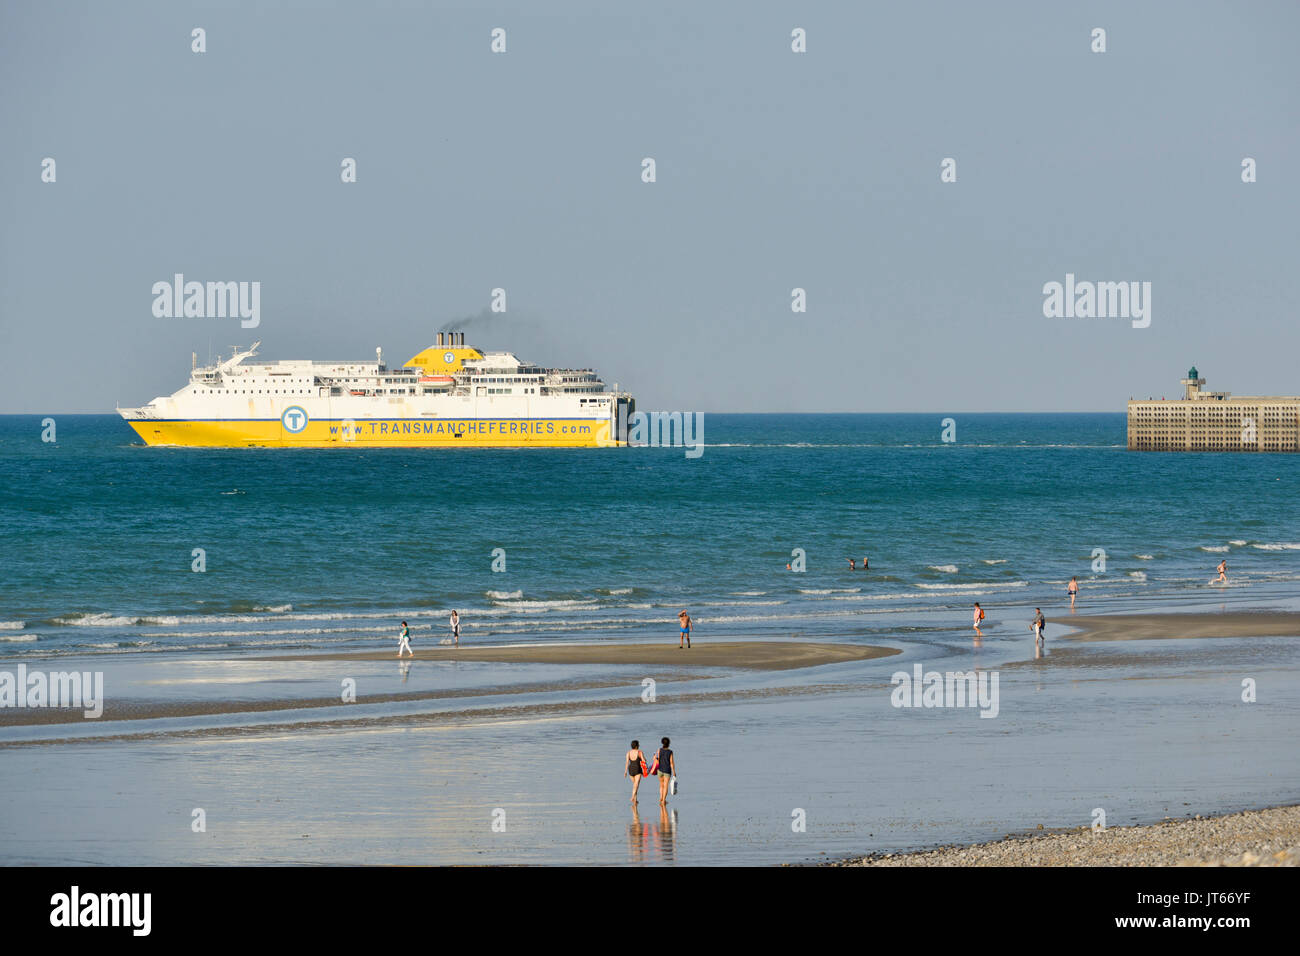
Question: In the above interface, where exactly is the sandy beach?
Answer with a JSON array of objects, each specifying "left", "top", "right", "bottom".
[
  {"left": 832, "top": 805, "right": 1300, "bottom": 867},
  {"left": 1063, "top": 611, "right": 1300, "bottom": 642},
  {"left": 256, "top": 640, "right": 900, "bottom": 669},
  {"left": 0, "top": 641, "right": 898, "bottom": 728},
  {"left": 4, "top": 608, "right": 1300, "bottom": 864}
]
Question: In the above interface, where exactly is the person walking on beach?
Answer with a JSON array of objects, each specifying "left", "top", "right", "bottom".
[
  {"left": 973, "top": 602, "right": 985, "bottom": 635},
  {"left": 1067, "top": 576, "right": 1079, "bottom": 610},
  {"left": 678, "top": 610, "right": 692, "bottom": 649},
  {"left": 449, "top": 609, "right": 460, "bottom": 646},
  {"left": 1216, "top": 559, "right": 1228, "bottom": 585},
  {"left": 653, "top": 737, "right": 676, "bottom": 806},
  {"left": 625, "top": 740, "right": 648, "bottom": 803},
  {"left": 1031, "top": 608, "right": 1046, "bottom": 647},
  {"left": 397, "top": 620, "right": 413, "bottom": 658}
]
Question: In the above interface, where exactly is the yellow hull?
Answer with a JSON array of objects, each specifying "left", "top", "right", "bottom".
[{"left": 125, "top": 418, "right": 619, "bottom": 448}]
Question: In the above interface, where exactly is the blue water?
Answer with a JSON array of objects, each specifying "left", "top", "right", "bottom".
[{"left": 2, "top": 413, "right": 1298, "bottom": 657}]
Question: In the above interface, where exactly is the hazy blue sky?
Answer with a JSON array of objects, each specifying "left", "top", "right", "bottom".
[{"left": 2, "top": 0, "right": 1297, "bottom": 413}]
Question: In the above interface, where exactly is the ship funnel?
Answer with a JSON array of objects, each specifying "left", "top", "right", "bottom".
[
  {"left": 459, "top": 332, "right": 465, "bottom": 346},
  {"left": 436, "top": 332, "right": 443, "bottom": 347}
]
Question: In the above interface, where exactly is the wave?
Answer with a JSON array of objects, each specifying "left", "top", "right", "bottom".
[
  {"left": 1199, "top": 546, "right": 1230, "bottom": 553},
  {"left": 1128, "top": 571, "right": 1148, "bottom": 582},
  {"left": 485, "top": 590, "right": 524, "bottom": 600},
  {"left": 914, "top": 581, "right": 1027, "bottom": 591},
  {"left": 982, "top": 559, "right": 1007, "bottom": 565},
  {"left": 699, "top": 599, "right": 786, "bottom": 607},
  {"left": 1135, "top": 554, "right": 1154, "bottom": 560},
  {"left": 797, "top": 588, "right": 861, "bottom": 595},
  {"left": 1252, "top": 543, "right": 1300, "bottom": 551},
  {"left": 597, "top": 588, "right": 634, "bottom": 596},
  {"left": 253, "top": 604, "right": 293, "bottom": 613},
  {"left": 1229, "top": 540, "right": 1248, "bottom": 547},
  {"left": 489, "top": 599, "right": 599, "bottom": 611},
  {"left": 53, "top": 612, "right": 181, "bottom": 627},
  {"left": 730, "top": 591, "right": 767, "bottom": 596},
  {"left": 0, "top": 634, "right": 38, "bottom": 642},
  {"left": 59, "top": 608, "right": 458, "bottom": 627},
  {"left": 0, "top": 621, "right": 25, "bottom": 630},
  {"left": 927, "top": 565, "right": 959, "bottom": 573}
]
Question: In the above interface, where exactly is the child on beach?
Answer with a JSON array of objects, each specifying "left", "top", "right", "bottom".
[{"left": 397, "top": 620, "right": 413, "bottom": 658}]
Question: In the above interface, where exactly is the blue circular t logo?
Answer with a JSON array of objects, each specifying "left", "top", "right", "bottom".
[{"left": 281, "top": 406, "right": 309, "bottom": 433}]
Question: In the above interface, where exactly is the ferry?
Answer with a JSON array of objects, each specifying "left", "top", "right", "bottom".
[{"left": 118, "top": 332, "right": 634, "bottom": 447}]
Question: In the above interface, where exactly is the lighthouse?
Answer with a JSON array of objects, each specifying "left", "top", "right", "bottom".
[{"left": 1180, "top": 365, "right": 1206, "bottom": 399}]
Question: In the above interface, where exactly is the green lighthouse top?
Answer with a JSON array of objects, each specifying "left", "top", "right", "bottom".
[{"left": 1188, "top": 366, "right": 1199, "bottom": 380}]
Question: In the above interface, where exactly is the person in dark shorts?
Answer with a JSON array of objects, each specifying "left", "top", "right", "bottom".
[
  {"left": 625, "top": 739, "right": 647, "bottom": 803},
  {"left": 654, "top": 737, "right": 676, "bottom": 806}
]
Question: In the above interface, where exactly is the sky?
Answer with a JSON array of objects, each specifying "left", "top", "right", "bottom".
[{"left": 1, "top": 0, "right": 1297, "bottom": 413}]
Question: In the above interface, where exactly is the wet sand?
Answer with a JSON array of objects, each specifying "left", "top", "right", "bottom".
[
  {"left": 4, "top": 615, "right": 1300, "bottom": 864},
  {"left": 832, "top": 804, "right": 1300, "bottom": 867},
  {"left": 255, "top": 640, "right": 900, "bottom": 669},
  {"left": 0, "top": 641, "right": 897, "bottom": 728},
  {"left": 1064, "top": 611, "right": 1300, "bottom": 642}
]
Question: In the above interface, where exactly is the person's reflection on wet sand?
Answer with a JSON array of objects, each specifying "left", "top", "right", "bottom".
[
  {"left": 627, "top": 803, "right": 648, "bottom": 863},
  {"left": 629, "top": 804, "right": 679, "bottom": 863},
  {"left": 653, "top": 805, "right": 677, "bottom": 862}
]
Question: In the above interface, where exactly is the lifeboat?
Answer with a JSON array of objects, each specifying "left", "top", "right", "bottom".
[{"left": 420, "top": 375, "right": 455, "bottom": 385}]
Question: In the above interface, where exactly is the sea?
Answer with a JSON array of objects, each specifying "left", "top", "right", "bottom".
[{"left": 2, "top": 412, "right": 1298, "bottom": 658}]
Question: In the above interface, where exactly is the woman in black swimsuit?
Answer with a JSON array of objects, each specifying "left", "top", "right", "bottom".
[
  {"left": 624, "top": 739, "right": 646, "bottom": 803},
  {"left": 654, "top": 737, "right": 676, "bottom": 806}
]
